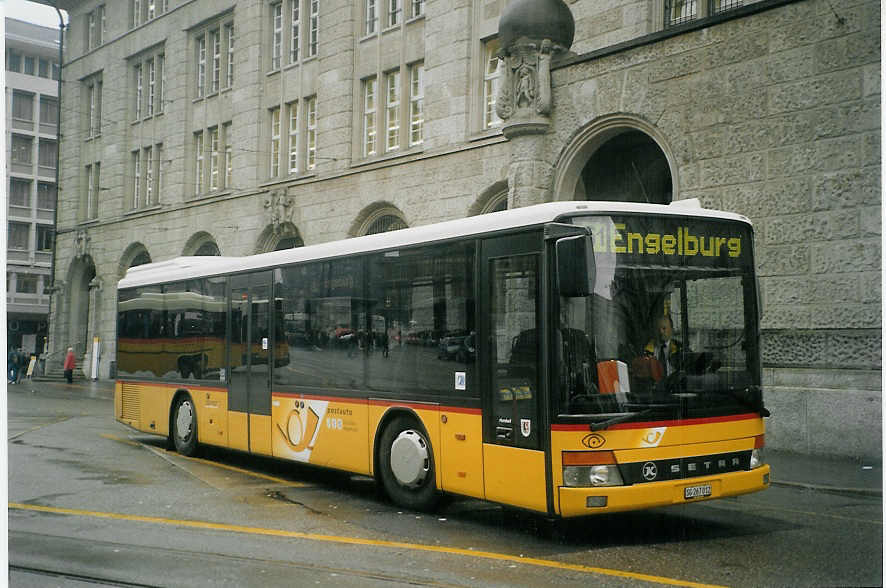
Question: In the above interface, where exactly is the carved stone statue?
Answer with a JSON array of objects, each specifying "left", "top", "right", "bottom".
[{"left": 264, "top": 189, "right": 294, "bottom": 234}]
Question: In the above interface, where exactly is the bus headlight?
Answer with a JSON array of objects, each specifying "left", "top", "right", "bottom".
[
  {"left": 750, "top": 435, "right": 765, "bottom": 469},
  {"left": 563, "top": 465, "right": 624, "bottom": 487}
]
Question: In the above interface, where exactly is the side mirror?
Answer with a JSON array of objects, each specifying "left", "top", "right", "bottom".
[{"left": 556, "top": 234, "right": 594, "bottom": 297}]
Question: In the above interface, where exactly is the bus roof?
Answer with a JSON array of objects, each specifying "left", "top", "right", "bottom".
[{"left": 118, "top": 200, "right": 752, "bottom": 289}]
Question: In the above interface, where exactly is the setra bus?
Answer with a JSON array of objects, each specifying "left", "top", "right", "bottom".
[{"left": 115, "top": 200, "right": 770, "bottom": 517}]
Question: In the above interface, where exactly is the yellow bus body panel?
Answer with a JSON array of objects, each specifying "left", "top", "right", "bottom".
[
  {"left": 228, "top": 411, "right": 249, "bottom": 452},
  {"left": 271, "top": 395, "right": 370, "bottom": 475},
  {"left": 249, "top": 414, "right": 272, "bottom": 455},
  {"left": 438, "top": 410, "right": 484, "bottom": 499},
  {"left": 551, "top": 415, "right": 769, "bottom": 517},
  {"left": 483, "top": 444, "right": 547, "bottom": 513},
  {"left": 195, "top": 388, "right": 228, "bottom": 446}
]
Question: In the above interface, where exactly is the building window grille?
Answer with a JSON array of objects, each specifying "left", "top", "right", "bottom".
[
  {"left": 40, "top": 97, "right": 58, "bottom": 127},
  {"left": 38, "top": 58, "right": 49, "bottom": 78},
  {"left": 12, "top": 91, "right": 33, "bottom": 121},
  {"left": 24, "top": 56, "right": 35, "bottom": 75},
  {"left": 366, "top": 214, "right": 407, "bottom": 235},
  {"left": 363, "top": 77, "right": 377, "bottom": 157},
  {"left": 36, "top": 226, "right": 54, "bottom": 252},
  {"left": 11, "top": 135, "right": 32, "bottom": 165},
  {"left": 483, "top": 38, "right": 502, "bottom": 129},
  {"left": 272, "top": 3, "right": 283, "bottom": 70},
  {"left": 306, "top": 97, "right": 317, "bottom": 169},
  {"left": 37, "top": 183, "right": 56, "bottom": 210},
  {"left": 8, "top": 223, "right": 30, "bottom": 250},
  {"left": 38, "top": 140, "right": 58, "bottom": 173},
  {"left": 270, "top": 107, "right": 281, "bottom": 177},
  {"left": 409, "top": 63, "right": 424, "bottom": 146},
  {"left": 386, "top": 71, "right": 400, "bottom": 152},
  {"left": 7, "top": 50, "right": 21, "bottom": 72},
  {"left": 711, "top": 0, "right": 743, "bottom": 14},
  {"left": 10, "top": 179, "right": 31, "bottom": 207},
  {"left": 664, "top": 0, "right": 742, "bottom": 27}
]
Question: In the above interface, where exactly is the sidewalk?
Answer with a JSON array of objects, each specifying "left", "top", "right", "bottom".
[{"left": 14, "top": 378, "right": 883, "bottom": 497}]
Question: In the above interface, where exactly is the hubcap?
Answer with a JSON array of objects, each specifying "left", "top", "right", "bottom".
[
  {"left": 390, "top": 430, "right": 429, "bottom": 488},
  {"left": 176, "top": 401, "right": 193, "bottom": 440}
]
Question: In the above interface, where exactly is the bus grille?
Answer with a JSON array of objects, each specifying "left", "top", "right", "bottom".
[{"left": 120, "top": 384, "right": 141, "bottom": 422}]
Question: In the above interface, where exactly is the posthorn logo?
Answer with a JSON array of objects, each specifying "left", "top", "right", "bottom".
[
  {"left": 642, "top": 461, "right": 658, "bottom": 481},
  {"left": 581, "top": 433, "right": 606, "bottom": 449}
]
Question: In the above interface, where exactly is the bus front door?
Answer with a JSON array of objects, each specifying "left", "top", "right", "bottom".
[
  {"left": 229, "top": 272, "right": 273, "bottom": 455},
  {"left": 480, "top": 234, "right": 549, "bottom": 513}
]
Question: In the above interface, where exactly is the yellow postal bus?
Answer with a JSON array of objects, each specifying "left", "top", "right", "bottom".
[{"left": 115, "top": 200, "right": 770, "bottom": 517}]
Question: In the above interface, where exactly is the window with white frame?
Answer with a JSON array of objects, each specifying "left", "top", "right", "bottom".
[
  {"left": 85, "top": 76, "right": 103, "bottom": 137},
  {"left": 483, "top": 37, "right": 502, "bottom": 129},
  {"left": 288, "top": 101, "right": 299, "bottom": 173},
  {"left": 157, "top": 54, "right": 165, "bottom": 112},
  {"left": 209, "top": 127, "right": 220, "bottom": 190},
  {"left": 365, "top": 0, "right": 378, "bottom": 34},
  {"left": 36, "top": 226, "right": 54, "bottom": 252},
  {"left": 87, "top": 5, "right": 105, "bottom": 50},
  {"left": 223, "top": 124, "right": 233, "bottom": 187},
  {"left": 132, "top": 0, "right": 167, "bottom": 28},
  {"left": 306, "top": 97, "right": 317, "bottom": 169},
  {"left": 409, "top": 63, "right": 424, "bottom": 146},
  {"left": 308, "top": 0, "right": 319, "bottom": 57},
  {"left": 363, "top": 77, "right": 377, "bottom": 157},
  {"left": 385, "top": 71, "right": 400, "bottom": 151},
  {"left": 290, "top": 1, "right": 301, "bottom": 62},
  {"left": 197, "top": 34, "right": 207, "bottom": 97},
  {"left": 144, "top": 145, "right": 154, "bottom": 205},
  {"left": 132, "top": 0, "right": 142, "bottom": 27},
  {"left": 411, "top": 0, "right": 424, "bottom": 18},
  {"left": 134, "top": 63, "right": 143, "bottom": 119},
  {"left": 211, "top": 29, "right": 221, "bottom": 93},
  {"left": 663, "top": 0, "right": 744, "bottom": 28},
  {"left": 270, "top": 107, "right": 281, "bottom": 177},
  {"left": 226, "top": 24, "right": 235, "bottom": 87},
  {"left": 85, "top": 162, "right": 100, "bottom": 220},
  {"left": 147, "top": 57, "right": 156, "bottom": 115},
  {"left": 272, "top": 3, "right": 283, "bottom": 70},
  {"left": 387, "top": 0, "right": 401, "bottom": 27},
  {"left": 195, "top": 131, "right": 205, "bottom": 194},
  {"left": 132, "top": 150, "right": 142, "bottom": 208},
  {"left": 157, "top": 144, "right": 166, "bottom": 196}
]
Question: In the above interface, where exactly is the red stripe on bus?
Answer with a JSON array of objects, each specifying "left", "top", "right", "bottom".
[
  {"left": 551, "top": 413, "right": 760, "bottom": 431},
  {"left": 271, "top": 393, "right": 481, "bottom": 415}
]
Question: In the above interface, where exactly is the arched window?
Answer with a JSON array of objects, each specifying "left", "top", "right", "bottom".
[
  {"left": 365, "top": 214, "right": 407, "bottom": 235},
  {"left": 194, "top": 242, "right": 220, "bottom": 256}
]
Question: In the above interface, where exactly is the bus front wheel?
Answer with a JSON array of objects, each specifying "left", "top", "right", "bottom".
[
  {"left": 172, "top": 395, "right": 199, "bottom": 456},
  {"left": 378, "top": 416, "right": 439, "bottom": 512}
]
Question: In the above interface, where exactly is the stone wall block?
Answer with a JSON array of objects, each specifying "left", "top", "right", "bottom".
[
  {"left": 764, "top": 275, "right": 859, "bottom": 305},
  {"left": 806, "top": 390, "right": 881, "bottom": 459},
  {"left": 764, "top": 46, "right": 817, "bottom": 84},
  {"left": 757, "top": 244, "right": 810, "bottom": 276},
  {"left": 762, "top": 329, "right": 881, "bottom": 370},
  {"left": 768, "top": 70, "right": 862, "bottom": 114},
  {"left": 859, "top": 272, "right": 881, "bottom": 304},
  {"left": 765, "top": 209, "right": 859, "bottom": 245},
  {"left": 763, "top": 387, "right": 808, "bottom": 452},
  {"left": 812, "top": 170, "right": 881, "bottom": 211},
  {"left": 811, "top": 238, "right": 880, "bottom": 274},
  {"left": 764, "top": 304, "right": 879, "bottom": 330},
  {"left": 814, "top": 32, "right": 881, "bottom": 74},
  {"left": 722, "top": 179, "right": 812, "bottom": 217}
]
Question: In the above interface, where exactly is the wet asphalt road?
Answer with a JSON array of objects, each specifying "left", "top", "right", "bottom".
[{"left": 7, "top": 382, "right": 883, "bottom": 587}]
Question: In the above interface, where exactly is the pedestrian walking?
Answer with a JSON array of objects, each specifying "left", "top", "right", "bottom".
[
  {"left": 8, "top": 347, "right": 20, "bottom": 384},
  {"left": 63, "top": 347, "right": 76, "bottom": 384},
  {"left": 16, "top": 348, "right": 27, "bottom": 383}
]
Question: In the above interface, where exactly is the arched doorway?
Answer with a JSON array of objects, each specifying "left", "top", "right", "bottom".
[
  {"left": 66, "top": 257, "right": 96, "bottom": 357},
  {"left": 554, "top": 116, "right": 676, "bottom": 204}
]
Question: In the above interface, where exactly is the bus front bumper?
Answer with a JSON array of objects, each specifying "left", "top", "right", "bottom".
[{"left": 558, "top": 464, "right": 770, "bottom": 517}]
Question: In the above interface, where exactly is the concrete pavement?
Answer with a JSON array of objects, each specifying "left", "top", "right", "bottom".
[{"left": 9, "top": 377, "right": 882, "bottom": 497}]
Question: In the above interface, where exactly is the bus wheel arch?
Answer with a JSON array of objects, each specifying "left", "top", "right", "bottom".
[
  {"left": 374, "top": 409, "right": 440, "bottom": 512},
  {"left": 170, "top": 390, "right": 199, "bottom": 457}
]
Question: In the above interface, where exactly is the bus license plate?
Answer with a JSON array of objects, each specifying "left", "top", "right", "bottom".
[{"left": 684, "top": 484, "right": 712, "bottom": 499}]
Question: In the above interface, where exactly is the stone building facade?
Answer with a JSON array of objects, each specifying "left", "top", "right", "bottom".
[{"left": 45, "top": 0, "right": 880, "bottom": 458}]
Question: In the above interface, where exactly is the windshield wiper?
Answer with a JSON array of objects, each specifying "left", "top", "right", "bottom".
[
  {"left": 590, "top": 404, "right": 678, "bottom": 431},
  {"left": 725, "top": 385, "right": 770, "bottom": 417}
]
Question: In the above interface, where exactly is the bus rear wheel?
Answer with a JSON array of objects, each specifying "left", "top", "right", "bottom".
[
  {"left": 172, "top": 395, "right": 199, "bottom": 456},
  {"left": 378, "top": 416, "right": 439, "bottom": 512}
]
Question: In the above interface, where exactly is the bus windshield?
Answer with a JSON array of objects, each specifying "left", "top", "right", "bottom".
[{"left": 558, "top": 214, "right": 762, "bottom": 423}]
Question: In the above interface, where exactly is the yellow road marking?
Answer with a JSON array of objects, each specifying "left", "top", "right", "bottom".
[
  {"left": 9, "top": 502, "right": 723, "bottom": 587},
  {"left": 102, "top": 433, "right": 310, "bottom": 487}
]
